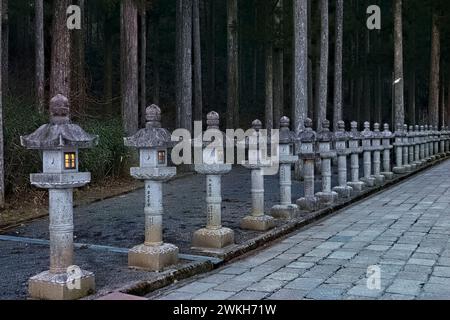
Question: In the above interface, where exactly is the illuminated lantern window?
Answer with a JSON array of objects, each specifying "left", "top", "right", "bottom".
[
  {"left": 158, "top": 150, "right": 166, "bottom": 165},
  {"left": 64, "top": 152, "right": 76, "bottom": 170}
]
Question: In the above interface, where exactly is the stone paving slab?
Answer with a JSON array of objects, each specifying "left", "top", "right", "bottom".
[{"left": 149, "top": 160, "right": 450, "bottom": 300}]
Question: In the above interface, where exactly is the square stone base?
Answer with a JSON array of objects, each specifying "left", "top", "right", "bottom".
[
  {"left": 241, "top": 215, "right": 275, "bottom": 231},
  {"left": 373, "top": 174, "right": 385, "bottom": 185},
  {"left": 393, "top": 166, "right": 406, "bottom": 174},
  {"left": 29, "top": 270, "right": 95, "bottom": 300},
  {"left": 381, "top": 172, "right": 394, "bottom": 180},
  {"left": 128, "top": 243, "right": 179, "bottom": 272},
  {"left": 296, "top": 196, "right": 319, "bottom": 212},
  {"left": 192, "top": 227, "right": 235, "bottom": 250},
  {"left": 347, "top": 181, "right": 365, "bottom": 192},
  {"left": 270, "top": 204, "right": 299, "bottom": 220},
  {"left": 333, "top": 185, "right": 353, "bottom": 198},
  {"left": 316, "top": 191, "right": 338, "bottom": 206},
  {"left": 404, "top": 164, "right": 412, "bottom": 172},
  {"left": 360, "top": 176, "right": 376, "bottom": 187}
]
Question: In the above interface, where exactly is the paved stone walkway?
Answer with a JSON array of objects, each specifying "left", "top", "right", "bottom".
[{"left": 151, "top": 160, "right": 450, "bottom": 300}]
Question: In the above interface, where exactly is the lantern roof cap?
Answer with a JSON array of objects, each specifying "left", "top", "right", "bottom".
[
  {"left": 334, "top": 120, "right": 349, "bottom": 141},
  {"left": 124, "top": 105, "right": 173, "bottom": 148},
  {"left": 297, "top": 118, "right": 316, "bottom": 143},
  {"left": 279, "top": 116, "right": 296, "bottom": 144},
  {"left": 20, "top": 94, "right": 98, "bottom": 150},
  {"left": 317, "top": 119, "right": 333, "bottom": 142}
]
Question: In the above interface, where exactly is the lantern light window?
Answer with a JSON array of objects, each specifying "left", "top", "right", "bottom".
[
  {"left": 64, "top": 152, "right": 76, "bottom": 170},
  {"left": 158, "top": 150, "right": 166, "bottom": 165}
]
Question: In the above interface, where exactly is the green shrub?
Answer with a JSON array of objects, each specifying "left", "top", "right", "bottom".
[{"left": 79, "top": 118, "right": 128, "bottom": 180}]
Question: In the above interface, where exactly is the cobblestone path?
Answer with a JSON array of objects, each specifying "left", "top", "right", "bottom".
[{"left": 151, "top": 161, "right": 450, "bottom": 300}]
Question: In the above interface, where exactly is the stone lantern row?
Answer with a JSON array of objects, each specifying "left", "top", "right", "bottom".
[{"left": 21, "top": 94, "right": 450, "bottom": 300}]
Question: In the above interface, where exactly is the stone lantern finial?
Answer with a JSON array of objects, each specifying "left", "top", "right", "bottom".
[
  {"left": 384, "top": 123, "right": 390, "bottom": 131},
  {"left": 252, "top": 119, "right": 262, "bottom": 131},
  {"left": 364, "top": 121, "right": 370, "bottom": 130},
  {"left": 280, "top": 116, "right": 290, "bottom": 128},
  {"left": 337, "top": 120, "right": 345, "bottom": 132},
  {"left": 50, "top": 94, "right": 70, "bottom": 125},
  {"left": 322, "top": 119, "right": 330, "bottom": 131},
  {"left": 304, "top": 118, "right": 313, "bottom": 129},
  {"left": 207, "top": 111, "right": 220, "bottom": 129},
  {"left": 350, "top": 121, "right": 358, "bottom": 131},
  {"left": 374, "top": 123, "right": 380, "bottom": 132},
  {"left": 146, "top": 104, "right": 162, "bottom": 128}
]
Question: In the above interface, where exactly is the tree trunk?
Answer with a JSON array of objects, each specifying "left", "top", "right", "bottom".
[
  {"left": 104, "top": 20, "right": 113, "bottom": 114},
  {"left": 206, "top": 0, "right": 216, "bottom": 111},
  {"left": 1, "top": 0, "right": 7, "bottom": 95},
  {"left": 428, "top": 12, "right": 440, "bottom": 128},
  {"left": 140, "top": 6, "right": 147, "bottom": 126},
  {"left": 180, "top": 0, "right": 193, "bottom": 131},
  {"left": 393, "top": 0, "right": 405, "bottom": 131},
  {"left": 273, "top": 0, "right": 284, "bottom": 128},
  {"left": 193, "top": 0, "right": 203, "bottom": 123},
  {"left": 265, "top": 3, "right": 273, "bottom": 131},
  {"left": 0, "top": 0, "right": 4, "bottom": 208},
  {"left": 77, "top": 0, "right": 86, "bottom": 113},
  {"left": 333, "top": 0, "right": 343, "bottom": 130},
  {"left": 175, "top": 0, "right": 182, "bottom": 128},
  {"left": 317, "top": 0, "right": 329, "bottom": 130},
  {"left": 447, "top": 67, "right": 450, "bottom": 127},
  {"left": 121, "top": 0, "right": 139, "bottom": 136},
  {"left": 293, "top": 0, "right": 308, "bottom": 134},
  {"left": 35, "top": 0, "right": 45, "bottom": 113},
  {"left": 151, "top": 12, "right": 160, "bottom": 105},
  {"left": 227, "top": 0, "right": 239, "bottom": 129},
  {"left": 50, "top": 0, "right": 71, "bottom": 99}
]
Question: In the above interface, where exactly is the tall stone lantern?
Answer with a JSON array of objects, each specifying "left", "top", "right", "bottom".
[
  {"left": 124, "top": 105, "right": 178, "bottom": 271},
  {"left": 192, "top": 112, "right": 235, "bottom": 251},
  {"left": 296, "top": 118, "right": 320, "bottom": 211},
  {"left": 360, "top": 122, "right": 376, "bottom": 187},
  {"left": 270, "top": 116, "right": 299, "bottom": 220},
  {"left": 371, "top": 123, "right": 386, "bottom": 184},
  {"left": 380, "top": 124, "right": 394, "bottom": 180},
  {"left": 241, "top": 120, "right": 276, "bottom": 231},
  {"left": 21, "top": 94, "right": 98, "bottom": 300},
  {"left": 347, "top": 122, "right": 365, "bottom": 192},
  {"left": 332, "top": 120, "right": 353, "bottom": 198}
]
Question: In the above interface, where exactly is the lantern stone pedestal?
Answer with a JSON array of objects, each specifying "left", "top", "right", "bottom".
[
  {"left": 124, "top": 105, "right": 179, "bottom": 271},
  {"left": 296, "top": 118, "right": 320, "bottom": 211},
  {"left": 128, "top": 167, "right": 178, "bottom": 271},
  {"left": 380, "top": 124, "right": 394, "bottom": 180},
  {"left": 347, "top": 122, "right": 366, "bottom": 192},
  {"left": 192, "top": 164, "right": 235, "bottom": 252},
  {"left": 360, "top": 122, "right": 377, "bottom": 187},
  {"left": 315, "top": 120, "right": 338, "bottom": 206},
  {"left": 241, "top": 164, "right": 275, "bottom": 231},
  {"left": 271, "top": 116, "right": 299, "bottom": 220},
  {"left": 21, "top": 94, "right": 98, "bottom": 300},
  {"left": 333, "top": 121, "right": 353, "bottom": 198}
]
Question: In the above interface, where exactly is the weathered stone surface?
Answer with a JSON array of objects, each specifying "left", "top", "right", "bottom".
[
  {"left": 192, "top": 227, "right": 235, "bottom": 250},
  {"left": 29, "top": 270, "right": 95, "bottom": 300},
  {"left": 128, "top": 243, "right": 179, "bottom": 271}
]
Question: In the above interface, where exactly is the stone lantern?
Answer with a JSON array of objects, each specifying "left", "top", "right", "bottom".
[
  {"left": 296, "top": 118, "right": 320, "bottom": 211},
  {"left": 445, "top": 126, "right": 450, "bottom": 155},
  {"left": 426, "top": 125, "right": 434, "bottom": 161},
  {"left": 241, "top": 120, "right": 275, "bottom": 231},
  {"left": 315, "top": 120, "right": 338, "bottom": 205},
  {"left": 440, "top": 126, "right": 446, "bottom": 157},
  {"left": 408, "top": 126, "right": 417, "bottom": 170},
  {"left": 371, "top": 123, "right": 386, "bottom": 184},
  {"left": 270, "top": 116, "right": 299, "bottom": 220},
  {"left": 419, "top": 125, "right": 426, "bottom": 164},
  {"left": 434, "top": 125, "right": 441, "bottom": 158},
  {"left": 347, "top": 121, "right": 365, "bottom": 192},
  {"left": 360, "top": 122, "right": 376, "bottom": 187},
  {"left": 332, "top": 120, "right": 353, "bottom": 198},
  {"left": 192, "top": 112, "right": 235, "bottom": 251},
  {"left": 393, "top": 124, "right": 405, "bottom": 174},
  {"left": 413, "top": 125, "right": 422, "bottom": 167},
  {"left": 21, "top": 94, "right": 98, "bottom": 300},
  {"left": 124, "top": 105, "right": 178, "bottom": 271},
  {"left": 380, "top": 124, "right": 394, "bottom": 180},
  {"left": 402, "top": 124, "right": 412, "bottom": 172}
]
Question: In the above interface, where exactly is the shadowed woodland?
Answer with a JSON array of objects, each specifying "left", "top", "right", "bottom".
[{"left": 0, "top": 0, "right": 449, "bottom": 210}]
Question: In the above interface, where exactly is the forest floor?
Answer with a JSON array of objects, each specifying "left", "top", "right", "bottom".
[{"left": 0, "top": 176, "right": 144, "bottom": 231}]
